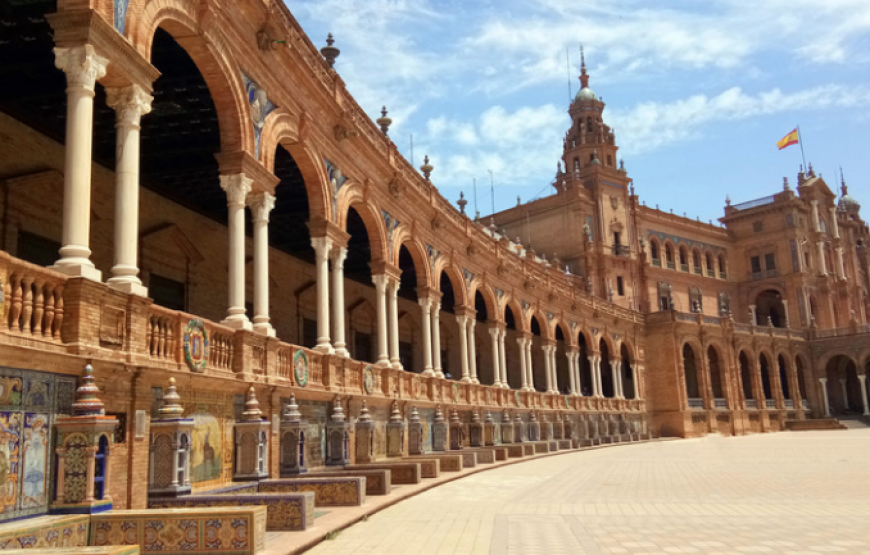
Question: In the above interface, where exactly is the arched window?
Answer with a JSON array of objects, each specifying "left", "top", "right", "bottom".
[
  {"left": 679, "top": 246, "right": 689, "bottom": 270},
  {"left": 708, "top": 347, "right": 724, "bottom": 400},
  {"left": 650, "top": 240, "right": 660, "bottom": 265},
  {"left": 586, "top": 117, "right": 593, "bottom": 132},
  {"left": 718, "top": 254, "right": 727, "bottom": 278},
  {"left": 739, "top": 352, "right": 754, "bottom": 405},
  {"left": 705, "top": 252, "right": 714, "bottom": 276},
  {"left": 692, "top": 248, "right": 702, "bottom": 274},
  {"left": 665, "top": 244, "right": 675, "bottom": 269},
  {"left": 778, "top": 355, "right": 790, "bottom": 402},
  {"left": 759, "top": 354, "right": 772, "bottom": 401},
  {"left": 573, "top": 158, "right": 580, "bottom": 175}
]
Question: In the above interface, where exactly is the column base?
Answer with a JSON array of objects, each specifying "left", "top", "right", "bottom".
[
  {"left": 314, "top": 342, "right": 335, "bottom": 354},
  {"left": 391, "top": 361, "right": 404, "bottom": 370},
  {"left": 107, "top": 279, "right": 148, "bottom": 297},
  {"left": 461, "top": 376, "right": 473, "bottom": 383},
  {"left": 472, "top": 378, "right": 480, "bottom": 385},
  {"left": 253, "top": 322, "right": 276, "bottom": 337},
  {"left": 334, "top": 348, "right": 349, "bottom": 357},
  {"left": 521, "top": 386, "right": 532, "bottom": 392},
  {"left": 51, "top": 260, "right": 102, "bottom": 282},
  {"left": 376, "top": 359, "right": 391, "bottom": 369},
  {"left": 422, "top": 369, "right": 435, "bottom": 377},
  {"left": 221, "top": 315, "right": 253, "bottom": 331},
  {"left": 435, "top": 371, "right": 445, "bottom": 379}
]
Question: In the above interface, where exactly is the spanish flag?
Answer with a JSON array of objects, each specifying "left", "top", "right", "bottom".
[{"left": 777, "top": 128, "right": 799, "bottom": 150}]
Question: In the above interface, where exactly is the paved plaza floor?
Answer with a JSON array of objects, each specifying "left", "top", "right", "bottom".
[{"left": 307, "top": 429, "right": 870, "bottom": 555}]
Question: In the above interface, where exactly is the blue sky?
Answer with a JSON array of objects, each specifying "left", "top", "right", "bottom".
[{"left": 289, "top": 0, "right": 870, "bottom": 225}]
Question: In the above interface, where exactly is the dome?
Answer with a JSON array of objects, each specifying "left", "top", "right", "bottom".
[
  {"left": 575, "top": 87, "right": 596, "bottom": 102},
  {"left": 838, "top": 194, "right": 860, "bottom": 211}
]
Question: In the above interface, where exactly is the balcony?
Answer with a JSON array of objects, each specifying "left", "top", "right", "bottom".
[
  {"left": 706, "top": 269, "right": 714, "bottom": 278},
  {"left": 719, "top": 271, "right": 726, "bottom": 279},
  {"left": 688, "top": 397, "right": 704, "bottom": 409},
  {"left": 612, "top": 245, "right": 630, "bottom": 257},
  {"left": 652, "top": 258, "right": 661, "bottom": 267},
  {"left": 694, "top": 266, "right": 702, "bottom": 275},
  {"left": 765, "top": 399, "right": 777, "bottom": 409},
  {"left": 714, "top": 398, "right": 727, "bottom": 409},
  {"left": 680, "top": 264, "right": 689, "bottom": 272},
  {"left": 667, "top": 261, "right": 676, "bottom": 270},
  {"left": 745, "top": 399, "right": 758, "bottom": 409}
]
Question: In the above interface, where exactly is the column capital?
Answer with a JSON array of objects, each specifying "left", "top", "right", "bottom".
[
  {"left": 330, "top": 245, "right": 348, "bottom": 266},
  {"left": 308, "top": 217, "right": 350, "bottom": 249},
  {"left": 220, "top": 174, "right": 253, "bottom": 206},
  {"left": 247, "top": 191, "right": 276, "bottom": 223},
  {"left": 216, "top": 151, "right": 280, "bottom": 194},
  {"left": 311, "top": 236, "right": 333, "bottom": 261},
  {"left": 372, "top": 273, "right": 390, "bottom": 291},
  {"left": 105, "top": 84, "right": 152, "bottom": 127},
  {"left": 54, "top": 44, "right": 108, "bottom": 92}
]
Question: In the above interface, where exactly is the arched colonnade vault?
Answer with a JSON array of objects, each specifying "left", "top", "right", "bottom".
[{"left": 38, "top": 0, "right": 645, "bottom": 397}]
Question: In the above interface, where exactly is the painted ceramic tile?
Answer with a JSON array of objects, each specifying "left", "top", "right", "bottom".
[
  {"left": 0, "top": 411, "right": 21, "bottom": 513},
  {"left": 21, "top": 413, "right": 48, "bottom": 508},
  {"left": 191, "top": 413, "right": 221, "bottom": 482}
]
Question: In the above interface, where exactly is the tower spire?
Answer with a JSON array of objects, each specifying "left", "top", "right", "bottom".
[{"left": 579, "top": 45, "right": 589, "bottom": 88}]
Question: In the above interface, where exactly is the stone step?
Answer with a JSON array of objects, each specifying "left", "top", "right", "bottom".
[{"left": 784, "top": 418, "right": 847, "bottom": 431}]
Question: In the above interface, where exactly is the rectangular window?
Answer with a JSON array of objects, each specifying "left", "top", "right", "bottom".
[
  {"left": 785, "top": 214, "right": 795, "bottom": 227},
  {"left": 354, "top": 332, "right": 372, "bottom": 362},
  {"left": 613, "top": 231, "right": 621, "bottom": 246},
  {"left": 616, "top": 276, "right": 624, "bottom": 296},
  {"left": 17, "top": 230, "right": 60, "bottom": 267},
  {"left": 790, "top": 240, "right": 799, "bottom": 272},
  {"left": 660, "top": 296, "right": 670, "bottom": 311},
  {"left": 149, "top": 274, "right": 186, "bottom": 311},
  {"left": 765, "top": 253, "right": 776, "bottom": 270},
  {"left": 750, "top": 256, "right": 761, "bottom": 274},
  {"left": 302, "top": 318, "right": 317, "bottom": 349}
]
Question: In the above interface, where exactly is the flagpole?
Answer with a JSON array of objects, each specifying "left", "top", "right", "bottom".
[{"left": 797, "top": 124, "right": 807, "bottom": 172}]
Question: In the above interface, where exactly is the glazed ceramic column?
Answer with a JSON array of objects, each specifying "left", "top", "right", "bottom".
[
  {"left": 311, "top": 236, "right": 333, "bottom": 352},
  {"left": 248, "top": 191, "right": 276, "bottom": 337},
  {"left": 498, "top": 329, "right": 508, "bottom": 388},
  {"left": 220, "top": 174, "right": 253, "bottom": 330},
  {"left": 431, "top": 298, "right": 443, "bottom": 378},
  {"left": 372, "top": 275, "right": 390, "bottom": 367},
  {"left": 330, "top": 246, "right": 348, "bottom": 356},
  {"left": 518, "top": 337, "right": 529, "bottom": 391},
  {"left": 858, "top": 374, "right": 870, "bottom": 416},
  {"left": 419, "top": 297, "right": 434, "bottom": 376},
  {"left": 387, "top": 279, "right": 402, "bottom": 369},
  {"left": 105, "top": 85, "right": 151, "bottom": 296},
  {"left": 467, "top": 318, "right": 479, "bottom": 384},
  {"left": 488, "top": 326, "right": 500, "bottom": 387},
  {"left": 819, "top": 377, "right": 831, "bottom": 417},
  {"left": 457, "top": 314, "right": 470, "bottom": 382},
  {"left": 52, "top": 45, "right": 108, "bottom": 281}
]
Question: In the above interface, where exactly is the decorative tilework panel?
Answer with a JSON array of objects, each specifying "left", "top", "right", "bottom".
[
  {"left": 258, "top": 477, "right": 365, "bottom": 507},
  {"left": 90, "top": 506, "right": 266, "bottom": 555},
  {"left": 148, "top": 493, "right": 313, "bottom": 532},
  {"left": 0, "top": 514, "right": 89, "bottom": 549}
]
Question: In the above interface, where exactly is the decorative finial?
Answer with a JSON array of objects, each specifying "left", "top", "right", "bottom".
[
  {"left": 389, "top": 400, "right": 402, "bottom": 423},
  {"left": 619, "top": 159, "right": 626, "bottom": 172},
  {"left": 242, "top": 386, "right": 264, "bottom": 421},
  {"left": 434, "top": 405, "right": 445, "bottom": 423},
  {"left": 725, "top": 195, "right": 731, "bottom": 206},
  {"left": 471, "top": 410, "right": 481, "bottom": 424},
  {"left": 457, "top": 191, "right": 467, "bottom": 214},
  {"left": 283, "top": 394, "right": 302, "bottom": 422},
  {"left": 630, "top": 182, "right": 635, "bottom": 196},
  {"left": 320, "top": 33, "right": 340, "bottom": 68},
  {"left": 579, "top": 44, "right": 589, "bottom": 88},
  {"left": 517, "top": 195, "right": 521, "bottom": 206},
  {"left": 808, "top": 162, "right": 815, "bottom": 177},
  {"left": 358, "top": 400, "right": 372, "bottom": 423},
  {"left": 489, "top": 217, "right": 497, "bottom": 232},
  {"left": 420, "top": 155, "right": 433, "bottom": 181},
  {"left": 72, "top": 364, "right": 106, "bottom": 417},
  {"left": 331, "top": 397, "right": 346, "bottom": 422},
  {"left": 783, "top": 177, "right": 790, "bottom": 191},
  {"left": 502, "top": 411, "right": 511, "bottom": 423},
  {"left": 840, "top": 167, "right": 848, "bottom": 196},
  {"left": 484, "top": 410, "right": 493, "bottom": 423},
  {"left": 158, "top": 376, "right": 185, "bottom": 418},
  {"left": 591, "top": 149, "right": 600, "bottom": 164},
  {"left": 376, "top": 106, "right": 392, "bottom": 136},
  {"left": 450, "top": 408, "right": 460, "bottom": 424}
]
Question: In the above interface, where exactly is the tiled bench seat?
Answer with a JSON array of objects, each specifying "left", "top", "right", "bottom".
[
  {"left": 346, "top": 463, "right": 422, "bottom": 484},
  {"left": 258, "top": 477, "right": 366, "bottom": 507},
  {"left": 149, "top": 492, "right": 311, "bottom": 532},
  {"left": 0, "top": 514, "right": 89, "bottom": 550},
  {"left": 306, "top": 469, "right": 392, "bottom": 495},
  {"left": 24, "top": 547, "right": 140, "bottom": 555}
]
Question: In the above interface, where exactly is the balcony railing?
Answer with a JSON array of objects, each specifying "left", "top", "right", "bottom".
[
  {"left": 680, "top": 264, "right": 689, "bottom": 272},
  {"left": 688, "top": 397, "right": 704, "bottom": 409},
  {"left": 784, "top": 399, "right": 794, "bottom": 409},
  {"left": 719, "top": 271, "right": 726, "bottom": 279},
  {"left": 1, "top": 254, "right": 67, "bottom": 346},
  {"left": 694, "top": 266, "right": 702, "bottom": 275},
  {"left": 706, "top": 269, "right": 714, "bottom": 277},
  {"left": 732, "top": 195, "right": 775, "bottom": 210},
  {"left": 765, "top": 399, "right": 777, "bottom": 409},
  {"left": 745, "top": 399, "right": 757, "bottom": 409},
  {"left": 714, "top": 398, "right": 727, "bottom": 409},
  {"left": 612, "top": 245, "right": 630, "bottom": 256},
  {"left": 652, "top": 258, "right": 661, "bottom": 267},
  {"left": 667, "top": 261, "right": 676, "bottom": 270}
]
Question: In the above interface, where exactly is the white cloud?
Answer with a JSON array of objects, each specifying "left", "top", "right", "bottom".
[{"left": 609, "top": 85, "right": 870, "bottom": 155}]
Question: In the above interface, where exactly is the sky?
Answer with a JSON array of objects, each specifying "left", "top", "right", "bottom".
[{"left": 287, "top": 0, "right": 870, "bottom": 225}]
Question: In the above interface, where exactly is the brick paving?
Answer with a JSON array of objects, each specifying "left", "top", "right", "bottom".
[{"left": 306, "top": 430, "right": 870, "bottom": 555}]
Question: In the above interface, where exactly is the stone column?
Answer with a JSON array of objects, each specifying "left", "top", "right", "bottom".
[
  {"left": 567, "top": 350, "right": 577, "bottom": 395},
  {"left": 811, "top": 199, "right": 820, "bottom": 231},
  {"left": 220, "top": 174, "right": 253, "bottom": 330},
  {"left": 835, "top": 248, "right": 845, "bottom": 279},
  {"left": 372, "top": 275, "right": 391, "bottom": 367},
  {"left": 817, "top": 241, "right": 827, "bottom": 274},
  {"left": 488, "top": 326, "right": 500, "bottom": 387},
  {"left": 518, "top": 337, "right": 530, "bottom": 391},
  {"left": 311, "top": 236, "right": 333, "bottom": 351},
  {"left": 839, "top": 378, "right": 848, "bottom": 410},
  {"left": 858, "top": 374, "right": 870, "bottom": 416},
  {"left": 431, "top": 298, "right": 443, "bottom": 378},
  {"left": 749, "top": 304, "right": 757, "bottom": 325},
  {"left": 105, "top": 85, "right": 151, "bottom": 296},
  {"left": 387, "top": 279, "right": 402, "bottom": 369},
  {"left": 330, "top": 246, "right": 348, "bottom": 355},
  {"left": 611, "top": 358, "right": 622, "bottom": 399},
  {"left": 589, "top": 355, "right": 600, "bottom": 397},
  {"left": 248, "top": 192, "right": 276, "bottom": 337},
  {"left": 467, "top": 318, "right": 479, "bottom": 384},
  {"left": 542, "top": 344, "right": 552, "bottom": 393},
  {"left": 525, "top": 338, "right": 535, "bottom": 391},
  {"left": 830, "top": 207, "right": 840, "bottom": 238},
  {"left": 457, "top": 314, "right": 470, "bottom": 381},
  {"left": 551, "top": 346, "right": 560, "bottom": 393},
  {"left": 498, "top": 328, "right": 508, "bottom": 388},
  {"left": 419, "top": 297, "right": 434, "bottom": 376},
  {"left": 819, "top": 377, "right": 831, "bottom": 417},
  {"left": 781, "top": 300, "right": 790, "bottom": 328},
  {"left": 632, "top": 364, "right": 642, "bottom": 400},
  {"left": 52, "top": 45, "right": 108, "bottom": 281}
]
